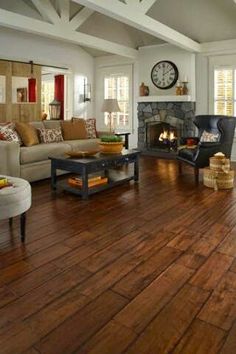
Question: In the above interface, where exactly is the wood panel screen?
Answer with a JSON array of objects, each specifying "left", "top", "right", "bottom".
[{"left": 0, "top": 60, "right": 41, "bottom": 123}]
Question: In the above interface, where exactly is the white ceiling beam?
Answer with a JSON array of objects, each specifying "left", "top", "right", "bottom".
[
  {"left": 200, "top": 39, "right": 236, "bottom": 56},
  {"left": 139, "top": 0, "right": 157, "bottom": 14},
  {"left": 57, "top": 0, "right": 70, "bottom": 23},
  {"left": 75, "top": 0, "right": 201, "bottom": 52},
  {"left": 69, "top": 7, "right": 94, "bottom": 30},
  {"left": 31, "top": 0, "right": 60, "bottom": 24},
  {"left": 0, "top": 8, "right": 138, "bottom": 58}
]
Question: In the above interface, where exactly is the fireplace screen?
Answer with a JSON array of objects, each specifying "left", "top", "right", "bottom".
[{"left": 146, "top": 122, "right": 178, "bottom": 152}]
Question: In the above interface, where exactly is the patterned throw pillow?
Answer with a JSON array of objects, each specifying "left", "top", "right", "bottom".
[
  {"left": 85, "top": 118, "right": 97, "bottom": 139},
  {"left": 200, "top": 130, "right": 220, "bottom": 143},
  {"left": 0, "top": 123, "right": 22, "bottom": 144},
  {"left": 38, "top": 128, "right": 64, "bottom": 144}
]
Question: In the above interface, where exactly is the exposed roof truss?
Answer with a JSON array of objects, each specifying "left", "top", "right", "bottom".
[
  {"left": 0, "top": 0, "right": 138, "bottom": 58},
  {"left": 75, "top": 0, "right": 201, "bottom": 52}
]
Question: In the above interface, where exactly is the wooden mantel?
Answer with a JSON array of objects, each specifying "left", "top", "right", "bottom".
[{"left": 137, "top": 95, "right": 194, "bottom": 103}]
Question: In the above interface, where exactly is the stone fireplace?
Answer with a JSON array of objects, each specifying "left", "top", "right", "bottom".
[{"left": 138, "top": 101, "right": 196, "bottom": 155}]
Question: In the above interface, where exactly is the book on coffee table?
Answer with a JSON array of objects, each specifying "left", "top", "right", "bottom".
[{"left": 68, "top": 176, "right": 108, "bottom": 188}]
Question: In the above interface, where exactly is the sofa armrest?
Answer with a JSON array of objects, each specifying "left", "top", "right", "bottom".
[{"left": 0, "top": 141, "right": 20, "bottom": 177}]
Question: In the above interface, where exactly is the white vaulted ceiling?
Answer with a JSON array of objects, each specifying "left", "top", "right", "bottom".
[
  {"left": 148, "top": 0, "right": 236, "bottom": 43},
  {"left": 0, "top": 0, "right": 235, "bottom": 57}
]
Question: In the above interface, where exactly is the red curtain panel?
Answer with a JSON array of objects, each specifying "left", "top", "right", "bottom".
[
  {"left": 28, "top": 78, "right": 36, "bottom": 102},
  {"left": 54, "top": 75, "right": 64, "bottom": 120}
]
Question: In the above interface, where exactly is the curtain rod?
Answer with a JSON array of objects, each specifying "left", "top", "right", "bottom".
[{"left": 0, "top": 58, "right": 68, "bottom": 71}]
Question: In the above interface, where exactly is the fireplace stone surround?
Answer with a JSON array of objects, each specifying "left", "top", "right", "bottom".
[{"left": 138, "top": 101, "right": 196, "bottom": 155}]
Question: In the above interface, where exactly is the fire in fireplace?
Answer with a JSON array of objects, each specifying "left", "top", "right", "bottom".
[{"left": 146, "top": 121, "right": 178, "bottom": 152}]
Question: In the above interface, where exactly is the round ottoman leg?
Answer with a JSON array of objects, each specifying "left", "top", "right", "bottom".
[
  {"left": 20, "top": 212, "right": 26, "bottom": 242},
  {"left": 9, "top": 218, "right": 13, "bottom": 227}
]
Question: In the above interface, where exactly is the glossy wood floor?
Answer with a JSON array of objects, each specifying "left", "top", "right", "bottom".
[{"left": 1, "top": 156, "right": 236, "bottom": 354}]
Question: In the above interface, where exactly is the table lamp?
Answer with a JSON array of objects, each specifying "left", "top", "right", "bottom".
[{"left": 101, "top": 99, "right": 121, "bottom": 133}]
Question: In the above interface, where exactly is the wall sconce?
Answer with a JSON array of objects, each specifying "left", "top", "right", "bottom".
[{"left": 84, "top": 78, "right": 91, "bottom": 102}]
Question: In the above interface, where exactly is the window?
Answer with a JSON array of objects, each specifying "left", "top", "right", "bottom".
[
  {"left": 41, "top": 79, "right": 54, "bottom": 116},
  {"left": 214, "top": 68, "right": 234, "bottom": 116},
  {"left": 100, "top": 65, "right": 132, "bottom": 131}
]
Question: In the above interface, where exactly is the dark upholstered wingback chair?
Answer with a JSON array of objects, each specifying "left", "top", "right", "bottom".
[{"left": 177, "top": 115, "right": 236, "bottom": 182}]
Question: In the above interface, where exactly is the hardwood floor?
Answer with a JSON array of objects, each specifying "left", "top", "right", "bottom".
[{"left": 1, "top": 156, "right": 236, "bottom": 353}]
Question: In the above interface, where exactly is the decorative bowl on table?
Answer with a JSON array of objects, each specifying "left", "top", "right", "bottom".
[
  {"left": 66, "top": 150, "right": 100, "bottom": 158},
  {"left": 99, "top": 135, "right": 124, "bottom": 154}
]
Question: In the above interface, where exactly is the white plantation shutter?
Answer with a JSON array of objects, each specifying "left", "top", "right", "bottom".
[{"left": 214, "top": 69, "right": 234, "bottom": 116}]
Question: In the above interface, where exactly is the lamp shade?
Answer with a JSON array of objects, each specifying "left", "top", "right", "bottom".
[{"left": 101, "top": 99, "right": 121, "bottom": 113}]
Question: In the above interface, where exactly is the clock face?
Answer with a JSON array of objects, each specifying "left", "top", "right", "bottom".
[{"left": 151, "top": 61, "right": 179, "bottom": 90}]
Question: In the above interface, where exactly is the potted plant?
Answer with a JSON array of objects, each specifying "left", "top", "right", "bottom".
[{"left": 99, "top": 135, "right": 124, "bottom": 154}]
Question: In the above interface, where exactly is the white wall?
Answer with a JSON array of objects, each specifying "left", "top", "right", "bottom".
[
  {"left": 138, "top": 44, "right": 196, "bottom": 99},
  {"left": 195, "top": 54, "right": 209, "bottom": 115},
  {"left": 0, "top": 27, "right": 95, "bottom": 119}
]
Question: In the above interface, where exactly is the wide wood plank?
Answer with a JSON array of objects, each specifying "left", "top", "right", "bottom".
[
  {"left": 35, "top": 290, "right": 128, "bottom": 354},
  {"left": 198, "top": 271, "right": 236, "bottom": 330},
  {"left": 218, "top": 231, "right": 236, "bottom": 257},
  {"left": 189, "top": 252, "right": 233, "bottom": 290},
  {"left": 115, "top": 263, "right": 194, "bottom": 333},
  {"left": 76, "top": 320, "right": 137, "bottom": 354},
  {"left": 173, "top": 319, "right": 226, "bottom": 354},
  {"left": 0, "top": 285, "right": 16, "bottom": 307},
  {"left": 220, "top": 321, "right": 236, "bottom": 354},
  {"left": 113, "top": 246, "right": 181, "bottom": 299},
  {"left": 126, "top": 284, "right": 209, "bottom": 354},
  {"left": 0, "top": 264, "right": 91, "bottom": 328},
  {"left": 8, "top": 262, "right": 62, "bottom": 297}
]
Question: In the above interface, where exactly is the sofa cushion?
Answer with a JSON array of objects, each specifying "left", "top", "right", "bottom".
[
  {"left": 38, "top": 128, "right": 64, "bottom": 143},
  {"left": 0, "top": 123, "right": 22, "bottom": 144},
  {"left": 72, "top": 117, "right": 97, "bottom": 139},
  {"left": 15, "top": 122, "right": 39, "bottom": 147},
  {"left": 43, "top": 120, "right": 61, "bottom": 129},
  {"left": 20, "top": 142, "right": 71, "bottom": 164},
  {"left": 30, "top": 121, "right": 44, "bottom": 130},
  {"left": 85, "top": 118, "right": 97, "bottom": 138},
  {"left": 61, "top": 120, "right": 87, "bottom": 140},
  {"left": 65, "top": 139, "right": 100, "bottom": 151}
]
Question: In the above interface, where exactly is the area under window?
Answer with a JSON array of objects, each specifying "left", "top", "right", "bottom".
[{"left": 214, "top": 68, "right": 235, "bottom": 116}]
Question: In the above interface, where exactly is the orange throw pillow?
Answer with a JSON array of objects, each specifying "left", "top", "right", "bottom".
[
  {"left": 15, "top": 122, "right": 39, "bottom": 147},
  {"left": 61, "top": 120, "right": 87, "bottom": 140}
]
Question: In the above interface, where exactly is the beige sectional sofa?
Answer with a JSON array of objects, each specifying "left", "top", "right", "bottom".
[{"left": 0, "top": 120, "right": 100, "bottom": 182}]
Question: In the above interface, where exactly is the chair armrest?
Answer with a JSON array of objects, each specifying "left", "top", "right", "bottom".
[
  {"left": 198, "top": 142, "right": 221, "bottom": 148},
  {"left": 0, "top": 141, "right": 20, "bottom": 177}
]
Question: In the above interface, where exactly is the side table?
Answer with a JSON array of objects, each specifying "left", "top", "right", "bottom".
[{"left": 115, "top": 132, "right": 131, "bottom": 149}]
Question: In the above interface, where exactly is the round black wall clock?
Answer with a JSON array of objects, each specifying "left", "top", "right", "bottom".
[{"left": 151, "top": 60, "right": 179, "bottom": 90}]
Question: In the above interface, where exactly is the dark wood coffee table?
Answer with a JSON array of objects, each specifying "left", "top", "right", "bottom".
[{"left": 49, "top": 150, "right": 140, "bottom": 199}]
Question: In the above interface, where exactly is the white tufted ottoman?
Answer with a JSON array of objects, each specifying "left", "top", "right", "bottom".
[{"left": 0, "top": 176, "right": 31, "bottom": 242}]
